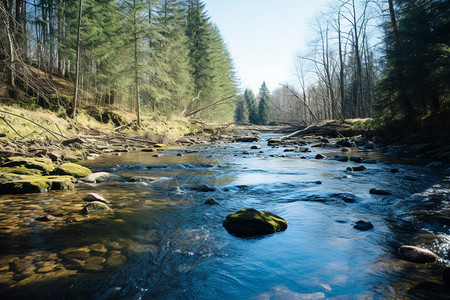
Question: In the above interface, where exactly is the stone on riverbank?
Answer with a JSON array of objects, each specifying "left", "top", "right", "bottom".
[
  {"left": 54, "top": 163, "right": 92, "bottom": 178},
  {"left": 398, "top": 245, "right": 439, "bottom": 263},
  {"left": 223, "top": 208, "right": 288, "bottom": 236},
  {"left": 1, "top": 156, "right": 55, "bottom": 175},
  {"left": 236, "top": 136, "right": 260, "bottom": 142},
  {"left": 0, "top": 174, "right": 75, "bottom": 194},
  {"left": 82, "top": 172, "right": 111, "bottom": 183},
  {"left": 81, "top": 201, "right": 112, "bottom": 214}
]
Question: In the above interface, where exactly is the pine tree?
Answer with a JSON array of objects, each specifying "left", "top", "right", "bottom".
[
  {"left": 258, "top": 81, "right": 271, "bottom": 125},
  {"left": 244, "top": 89, "right": 259, "bottom": 124},
  {"left": 234, "top": 95, "right": 248, "bottom": 122}
]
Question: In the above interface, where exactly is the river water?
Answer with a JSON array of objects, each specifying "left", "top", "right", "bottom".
[{"left": 0, "top": 135, "right": 449, "bottom": 299}]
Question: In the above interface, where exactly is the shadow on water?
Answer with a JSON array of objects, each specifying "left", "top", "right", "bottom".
[{"left": 1, "top": 137, "right": 449, "bottom": 299}]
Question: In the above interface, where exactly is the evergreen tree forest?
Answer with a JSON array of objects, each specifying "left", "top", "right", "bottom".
[{"left": 0, "top": 0, "right": 238, "bottom": 123}]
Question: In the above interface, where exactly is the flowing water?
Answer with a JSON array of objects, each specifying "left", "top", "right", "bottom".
[{"left": 0, "top": 135, "right": 449, "bottom": 299}]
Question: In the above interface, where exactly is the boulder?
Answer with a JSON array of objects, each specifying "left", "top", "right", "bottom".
[
  {"left": 341, "top": 140, "right": 353, "bottom": 148},
  {"left": 0, "top": 175, "right": 75, "bottom": 194},
  {"left": 54, "top": 163, "right": 92, "bottom": 178},
  {"left": 83, "top": 193, "right": 111, "bottom": 204},
  {"left": 154, "top": 144, "right": 166, "bottom": 148},
  {"left": 365, "top": 142, "right": 375, "bottom": 149},
  {"left": 267, "top": 138, "right": 281, "bottom": 146},
  {"left": 315, "top": 154, "right": 326, "bottom": 159},
  {"left": 347, "top": 166, "right": 366, "bottom": 172},
  {"left": 251, "top": 145, "right": 262, "bottom": 150},
  {"left": 341, "top": 147, "right": 351, "bottom": 153},
  {"left": 370, "top": 188, "right": 392, "bottom": 195},
  {"left": 350, "top": 156, "right": 363, "bottom": 163},
  {"left": 398, "top": 245, "right": 439, "bottom": 263},
  {"left": 223, "top": 208, "right": 288, "bottom": 236},
  {"left": 204, "top": 198, "right": 219, "bottom": 205},
  {"left": 81, "top": 201, "right": 112, "bottom": 214},
  {"left": 236, "top": 136, "right": 260, "bottom": 142},
  {"left": 141, "top": 148, "right": 157, "bottom": 152},
  {"left": 1, "top": 156, "right": 55, "bottom": 175},
  {"left": 333, "top": 156, "right": 349, "bottom": 162},
  {"left": 353, "top": 220, "right": 373, "bottom": 231},
  {"left": 36, "top": 215, "right": 57, "bottom": 222},
  {"left": 82, "top": 172, "right": 111, "bottom": 183}
]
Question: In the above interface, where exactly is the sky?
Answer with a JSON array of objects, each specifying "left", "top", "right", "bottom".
[{"left": 204, "top": 0, "right": 330, "bottom": 94}]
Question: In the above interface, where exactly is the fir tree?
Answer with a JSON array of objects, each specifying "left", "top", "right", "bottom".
[
  {"left": 244, "top": 89, "right": 259, "bottom": 124},
  {"left": 234, "top": 95, "right": 248, "bottom": 122},
  {"left": 258, "top": 81, "right": 271, "bottom": 125}
]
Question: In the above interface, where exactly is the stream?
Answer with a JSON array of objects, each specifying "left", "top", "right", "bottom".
[{"left": 0, "top": 134, "right": 449, "bottom": 299}]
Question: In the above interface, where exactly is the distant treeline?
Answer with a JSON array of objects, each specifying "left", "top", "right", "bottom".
[{"left": 0, "top": 0, "right": 238, "bottom": 122}]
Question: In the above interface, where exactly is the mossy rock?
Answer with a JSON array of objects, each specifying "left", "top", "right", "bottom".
[
  {"left": 81, "top": 201, "right": 112, "bottom": 214},
  {"left": 54, "top": 163, "right": 92, "bottom": 178},
  {"left": 154, "top": 144, "right": 166, "bottom": 148},
  {"left": 0, "top": 166, "right": 42, "bottom": 176},
  {"left": 223, "top": 208, "right": 288, "bottom": 236},
  {"left": 1, "top": 156, "right": 55, "bottom": 175},
  {"left": 0, "top": 175, "right": 75, "bottom": 194}
]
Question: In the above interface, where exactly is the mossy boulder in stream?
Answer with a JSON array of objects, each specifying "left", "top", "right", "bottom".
[
  {"left": 223, "top": 208, "right": 288, "bottom": 236},
  {"left": 54, "top": 163, "right": 92, "bottom": 178},
  {"left": 0, "top": 174, "right": 75, "bottom": 194},
  {"left": 81, "top": 201, "right": 112, "bottom": 214},
  {"left": 1, "top": 156, "right": 55, "bottom": 175}
]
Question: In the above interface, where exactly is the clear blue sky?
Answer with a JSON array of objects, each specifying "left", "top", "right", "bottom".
[{"left": 204, "top": 0, "right": 330, "bottom": 93}]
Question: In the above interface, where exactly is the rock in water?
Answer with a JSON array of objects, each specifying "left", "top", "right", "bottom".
[
  {"left": 398, "top": 245, "right": 439, "bottom": 263},
  {"left": 204, "top": 198, "right": 219, "bottom": 205},
  {"left": 54, "top": 163, "right": 92, "bottom": 178},
  {"left": 315, "top": 154, "right": 326, "bottom": 159},
  {"left": 353, "top": 220, "right": 373, "bottom": 231},
  {"left": 83, "top": 193, "right": 111, "bottom": 204},
  {"left": 370, "top": 188, "right": 392, "bottom": 195},
  {"left": 251, "top": 145, "right": 262, "bottom": 150},
  {"left": 81, "top": 201, "right": 112, "bottom": 214},
  {"left": 82, "top": 172, "right": 111, "bottom": 183},
  {"left": 223, "top": 208, "right": 288, "bottom": 236}
]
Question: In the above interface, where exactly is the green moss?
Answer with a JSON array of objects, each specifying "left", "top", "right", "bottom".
[
  {"left": 81, "top": 201, "right": 112, "bottom": 214},
  {"left": 154, "top": 144, "right": 166, "bottom": 148},
  {"left": 0, "top": 175, "right": 75, "bottom": 194},
  {"left": 0, "top": 166, "right": 42, "bottom": 176},
  {"left": 2, "top": 156, "right": 55, "bottom": 175},
  {"left": 54, "top": 163, "right": 92, "bottom": 178},
  {"left": 223, "top": 208, "right": 288, "bottom": 236}
]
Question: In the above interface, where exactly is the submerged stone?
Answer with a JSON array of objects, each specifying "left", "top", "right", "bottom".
[
  {"left": 398, "top": 245, "right": 439, "bottom": 263},
  {"left": 204, "top": 198, "right": 219, "bottom": 205},
  {"left": 81, "top": 201, "right": 112, "bottom": 214},
  {"left": 369, "top": 188, "right": 392, "bottom": 195},
  {"left": 54, "top": 163, "right": 92, "bottom": 178},
  {"left": 223, "top": 208, "right": 288, "bottom": 236}
]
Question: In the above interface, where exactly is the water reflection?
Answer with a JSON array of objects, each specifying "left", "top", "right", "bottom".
[{"left": 0, "top": 137, "right": 449, "bottom": 299}]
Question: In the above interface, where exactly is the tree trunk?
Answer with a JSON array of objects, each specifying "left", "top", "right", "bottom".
[
  {"left": 71, "top": 0, "right": 83, "bottom": 119},
  {"left": 133, "top": 0, "right": 141, "bottom": 127}
]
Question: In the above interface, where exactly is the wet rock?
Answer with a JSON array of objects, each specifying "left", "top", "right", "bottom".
[
  {"left": 342, "top": 197, "right": 356, "bottom": 203},
  {"left": 332, "top": 156, "right": 349, "bottom": 162},
  {"left": 341, "top": 140, "right": 353, "bottom": 148},
  {"left": 350, "top": 156, "right": 363, "bottom": 163},
  {"left": 204, "top": 198, "right": 219, "bottom": 205},
  {"left": 346, "top": 166, "right": 366, "bottom": 172},
  {"left": 389, "top": 168, "right": 399, "bottom": 173},
  {"left": 284, "top": 148, "right": 295, "bottom": 152},
  {"left": 176, "top": 153, "right": 184, "bottom": 157},
  {"left": 353, "top": 220, "right": 373, "bottom": 231},
  {"left": 369, "top": 188, "right": 392, "bottom": 195},
  {"left": 341, "top": 147, "right": 351, "bottom": 153},
  {"left": 267, "top": 138, "right": 281, "bottom": 146},
  {"left": 129, "top": 176, "right": 157, "bottom": 182},
  {"left": 36, "top": 215, "right": 56, "bottom": 222},
  {"left": 223, "top": 208, "right": 288, "bottom": 236},
  {"left": 106, "top": 255, "right": 127, "bottom": 267},
  {"left": 154, "top": 144, "right": 166, "bottom": 148},
  {"left": 81, "top": 201, "right": 112, "bottom": 214},
  {"left": 365, "top": 142, "right": 375, "bottom": 149},
  {"left": 251, "top": 145, "right": 262, "bottom": 150},
  {"left": 84, "top": 256, "right": 105, "bottom": 271},
  {"left": 189, "top": 184, "right": 216, "bottom": 192},
  {"left": 361, "top": 159, "right": 378, "bottom": 164},
  {"left": 0, "top": 175, "right": 75, "bottom": 194},
  {"left": 1, "top": 156, "right": 55, "bottom": 175},
  {"left": 315, "top": 154, "right": 326, "bottom": 159},
  {"left": 54, "top": 163, "right": 92, "bottom": 178},
  {"left": 153, "top": 154, "right": 163, "bottom": 157},
  {"left": 236, "top": 136, "right": 260, "bottom": 142},
  {"left": 83, "top": 193, "right": 111, "bottom": 204},
  {"left": 398, "top": 245, "right": 439, "bottom": 263},
  {"left": 82, "top": 172, "right": 111, "bottom": 183},
  {"left": 242, "top": 151, "right": 250, "bottom": 155},
  {"left": 141, "top": 148, "right": 157, "bottom": 152}
]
